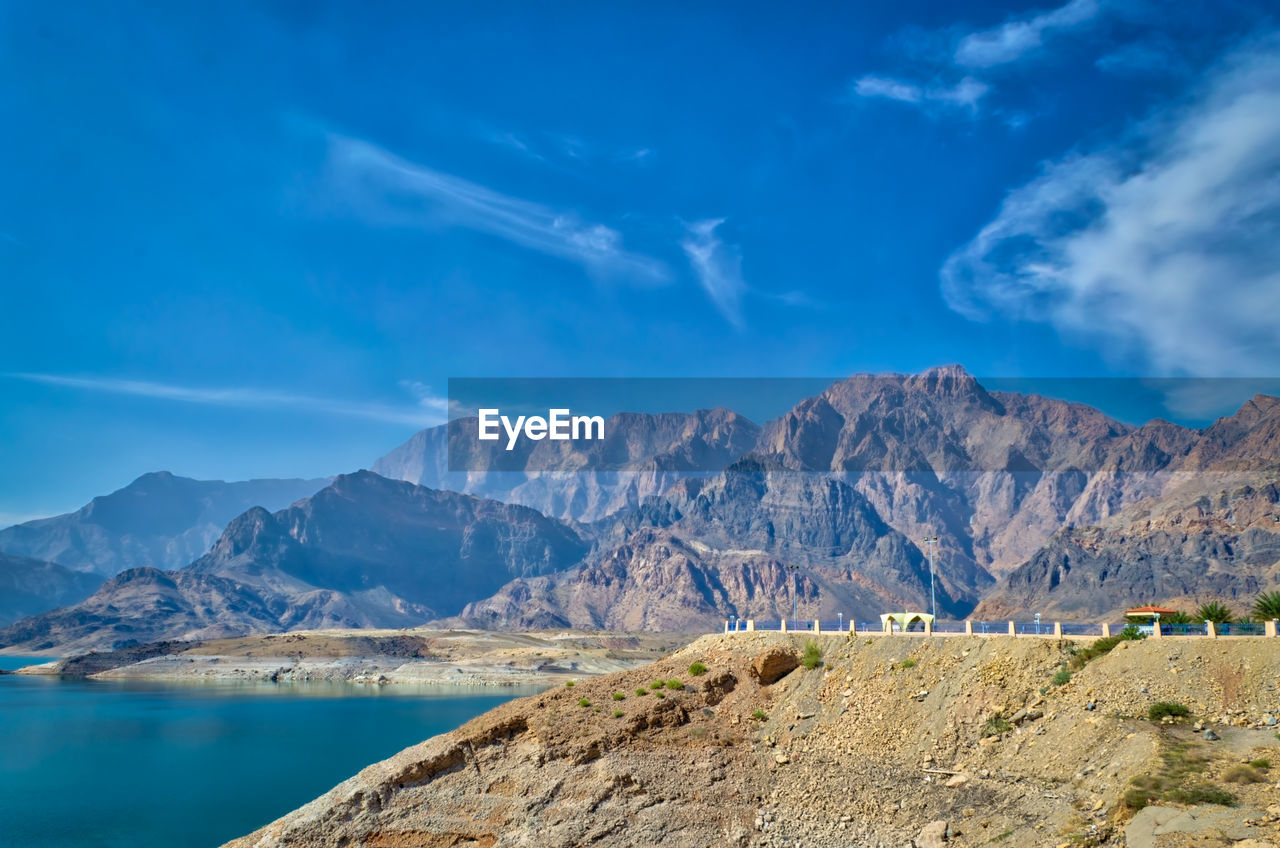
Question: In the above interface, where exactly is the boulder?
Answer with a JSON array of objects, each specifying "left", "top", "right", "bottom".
[{"left": 751, "top": 647, "right": 800, "bottom": 684}]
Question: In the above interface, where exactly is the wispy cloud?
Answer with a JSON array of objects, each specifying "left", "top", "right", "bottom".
[
  {"left": 954, "top": 0, "right": 1099, "bottom": 68},
  {"left": 326, "top": 134, "right": 668, "bottom": 283},
  {"left": 853, "top": 0, "right": 1098, "bottom": 118},
  {"left": 6, "top": 373, "right": 447, "bottom": 427},
  {"left": 851, "top": 75, "right": 989, "bottom": 112},
  {"left": 681, "top": 219, "right": 747, "bottom": 329},
  {"left": 941, "top": 37, "right": 1280, "bottom": 376}
]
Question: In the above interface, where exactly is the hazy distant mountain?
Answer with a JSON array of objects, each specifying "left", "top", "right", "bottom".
[
  {"left": 0, "top": 553, "right": 104, "bottom": 627},
  {"left": 372, "top": 408, "right": 760, "bottom": 522},
  {"left": 0, "top": 471, "right": 589, "bottom": 653},
  {"left": 0, "top": 472, "right": 331, "bottom": 576}
]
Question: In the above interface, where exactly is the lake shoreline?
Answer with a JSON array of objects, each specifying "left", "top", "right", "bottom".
[{"left": 15, "top": 627, "right": 695, "bottom": 689}]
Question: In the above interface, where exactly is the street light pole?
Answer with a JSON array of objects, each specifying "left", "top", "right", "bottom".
[
  {"left": 922, "top": 536, "right": 939, "bottom": 620},
  {"left": 787, "top": 564, "right": 800, "bottom": 627}
]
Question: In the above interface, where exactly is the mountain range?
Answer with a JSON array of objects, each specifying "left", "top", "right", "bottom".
[
  {"left": 0, "top": 472, "right": 330, "bottom": 575},
  {"left": 2, "top": 366, "right": 1277, "bottom": 653}
]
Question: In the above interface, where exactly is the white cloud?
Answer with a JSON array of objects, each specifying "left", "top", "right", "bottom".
[
  {"left": 941, "top": 38, "right": 1280, "bottom": 376},
  {"left": 954, "top": 0, "right": 1099, "bottom": 68},
  {"left": 681, "top": 219, "right": 747, "bottom": 328},
  {"left": 326, "top": 134, "right": 668, "bottom": 283},
  {"left": 851, "top": 75, "right": 989, "bottom": 113},
  {"left": 6, "top": 373, "right": 446, "bottom": 427}
]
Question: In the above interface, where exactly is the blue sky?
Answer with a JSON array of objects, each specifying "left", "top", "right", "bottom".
[{"left": 2, "top": 0, "right": 1278, "bottom": 520}]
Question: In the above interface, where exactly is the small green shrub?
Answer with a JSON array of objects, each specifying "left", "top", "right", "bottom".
[
  {"left": 612, "top": 709, "right": 624, "bottom": 718},
  {"left": 635, "top": 687, "right": 647, "bottom": 697},
  {"left": 578, "top": 697, "right": 590, "bottom": 708},
  {"left": 1148, "top": 702, "right": 1190, "bottom": 721},
  {"left": 983, "top": 715, "right": 1012, "bottom": 736},
  {"left": 612, "top": 692, "right": 625, "bottom": 701},
  {"left": 650, "top": 680, "right": 665, "bottom": 690},
  {"left": 1120, "top": 624, "right": 1146, "bottom": 640},
  {"left": 1052, "top": 667, "right": 1072, "bottom": 686},
  {"left": 1249, "top": 758, "right": 1271, "bottom": 770},
  {"left": 1167, "top": 783, "right": 1234, "bottom": 806},
  {"left": 801, "top": 639, "right": 823, "bottom": 670},
  {"left": 564, "top": 680, "right": 575, "bottom": 687},
  {"left": 593, "top": 706, "right": 601, "bottom": 713},
  {"left": 1124, "top": 787, "right": 1152, "bottom": 810},
  {"left": 899, "top": 658, "right": 917, "bottom": 669},
  {"left": 752, "top": 708, "right": 768, "bottom": 721},
  {"left": 666, "top": 678, "right": 685, "bottom": 690},
  {"left": 655, "top": 691, "right": 665, "bottom": 699},
  {"left": 688, "top": 661, "right": 708, "bottom": 676},
  {"left": 1224, "top": 765, "right": 1266, "bottom": 784}
]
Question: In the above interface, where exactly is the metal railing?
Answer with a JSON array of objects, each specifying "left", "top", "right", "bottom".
[{"left": 723, "top": 618, "right": 1275, "bottom": 638}]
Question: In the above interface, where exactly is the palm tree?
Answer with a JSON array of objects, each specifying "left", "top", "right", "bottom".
[
  {"left": 1253, "top": 591, "right": 1280, "bottom": 621},
  {"left": 1163, "top": 610, "right": 1193, "bottom": 624},
  {"left": 1194, "top": 601, "right": 1235, "bottom": 624}
]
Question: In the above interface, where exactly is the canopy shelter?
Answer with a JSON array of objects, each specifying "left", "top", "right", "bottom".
[
  {"left": 1124, "top": 606, "right": 1177, "bottom": 620},
  {"left": 881, "top": 612, "right": 934, "bottom": 632}
]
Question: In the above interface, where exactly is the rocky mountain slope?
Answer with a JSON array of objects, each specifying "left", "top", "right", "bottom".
[
  {"left": 455, "top": 463, "right": 983, "bottom": 629},
  {"left": 373, "top": 407, "right": 761, "bottom": 522},
  {"left": 978, "top": 475, "right": 1280, "bottom": 619},
  {"left": 0, "top": 472, "right": 588, "bottom": 653},
  {"left": 0, "top": 553, "right": 103, "bottom": 626},
  {"left": 0, "top": 472, "right": 330, "bottom": 575},
  {"left": 223, "top": 632, "right": 1280, "bottom": 848},
  {"left": 451, "top": 369, "right": 1279, "bottom": 626}
]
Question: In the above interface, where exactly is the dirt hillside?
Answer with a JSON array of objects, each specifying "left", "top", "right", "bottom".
[{"left": 225, "top": 633, "right": 1280, "bottom": 848}]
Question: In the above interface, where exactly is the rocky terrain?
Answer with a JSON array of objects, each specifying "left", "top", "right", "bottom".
[
  {"left": 979, "top": 475, "right": 1280, "bottom": 619},
  {"left": 373, "top": 407, "right": 761, "bottom": 523},
  {"left": 16, "top": 628, "right": 689, "bottom": 687},
  {"left": 0, "top": 472, "right": 329, "bottom": 576},
  {"left": 0, "top": 552, "right": 103, "bottom": 626},
  {"left": 387, "top": 367, "right": 1280, "bottom": 625},
  {"left": 223, "top": 631, "right": 1280, "bottom": 848},
  {"left": 0, "top": 472, "right": 588, "bottom": 653}
]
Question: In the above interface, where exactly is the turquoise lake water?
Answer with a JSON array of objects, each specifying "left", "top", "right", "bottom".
[{"left": 0, "top": 657, "right": 535, "bottom": 848}]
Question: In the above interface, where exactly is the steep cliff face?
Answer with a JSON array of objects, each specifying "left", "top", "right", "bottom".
[
  {"left": 0, "top": 472, "right": 330, "bottom": 576},
  {"left": 0, "top": 472, "right": 590, "bottom": 652}
]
